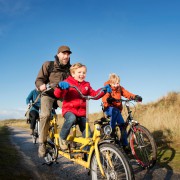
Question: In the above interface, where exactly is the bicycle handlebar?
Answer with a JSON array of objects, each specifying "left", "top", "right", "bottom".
[
  {"left": 70, "top": 85, "right": 105, "bottom": 100},
  {"left": 115, "top": 98, "right": 134, "bottom": 103},
  {"left": 42, "top": 84, "right": 105, "bottom": 100},
  {"left": 45, "top": 83, "right": 57, "bottom": 90},
  {"left": 116, "top": 97, "right": 143, "bottom": 103},
  {"left": 38, "top": 83, "right": 57, "bottom": 93}
]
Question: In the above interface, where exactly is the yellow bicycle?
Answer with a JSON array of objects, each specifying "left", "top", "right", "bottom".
[{"left": 44, "top": 86, "right": 134, "bottom": 180}]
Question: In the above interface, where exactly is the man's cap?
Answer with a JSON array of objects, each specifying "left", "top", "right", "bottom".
[{"left": 57, "top": 45, "right": 72, "bottom": 54}]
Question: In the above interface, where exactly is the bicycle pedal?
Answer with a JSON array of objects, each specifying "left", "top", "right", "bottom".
[
  {"left": 87, "top": 169, "right": 91, "bottom": 176},
  {"left": 67, "top": 143, "right": 71, "bottom": 151},
  {"left": 42, "top": 161, "right": 53, "bottom": 166},
  {"left": 73, "top": 153, "right": 84, "bottom": 159}
]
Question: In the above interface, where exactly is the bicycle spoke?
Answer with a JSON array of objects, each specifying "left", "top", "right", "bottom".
[
  {"left": 91, "top": 144, "right": 134, "bottom": 180},
  {"left": 130, "top": 125, "right": 157, "bottom": 168}
]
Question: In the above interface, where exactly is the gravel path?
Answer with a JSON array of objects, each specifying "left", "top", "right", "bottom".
[{"left": 9, "top": 126, "right": 180, "bottom": 180}]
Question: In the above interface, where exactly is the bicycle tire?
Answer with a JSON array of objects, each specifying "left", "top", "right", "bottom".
[
  {"left": 32, "top": 135, "right": 36, "bottom": 144},
  {"left": 90, "top": 143, "right": 134, "bottom": 180},
  {"left": 129, "top": 125, "right": 157, "bottom": 168},
  {"left": 32, "top": 120, "right": 39, "bottom": 144},
  {"left": 33, "top": 132, "right": 39, "bottom": 144},
  {"left": 46, "top": 126, "right": 58, "bottom": 161}
]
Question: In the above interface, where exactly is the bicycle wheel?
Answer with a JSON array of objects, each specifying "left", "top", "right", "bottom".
[
  {"left": 32, "top": 135, "right": 36, "bottom": 144},
  {"left": 45, "top": 126, "right": 58, "bottom": 162},
  {"left": 32, "top": 120, "right": 39, "bottom": 144},
  {"left": 90, "top": 143, "right": 134, "bottom": 180},
  {"left": 129, "top": 125, "right": 157, "bottom": 168}
]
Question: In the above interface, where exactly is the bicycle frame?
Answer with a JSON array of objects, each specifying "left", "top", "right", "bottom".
[
  {"left": 45, "top": 86, "right": 137, "bottom": 179},
  {"left": 123, "top": 101, "right": 139, "bottom": 137},
  {"left": 48, "top": 87, "right": 106, "bottom": 177}
]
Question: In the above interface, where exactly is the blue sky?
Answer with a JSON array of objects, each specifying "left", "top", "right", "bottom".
[{"left": 0, "top": 0, "right": 179, "bottom": 120}]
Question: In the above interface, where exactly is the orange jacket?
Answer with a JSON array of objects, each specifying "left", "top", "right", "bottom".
[{"left": 102, "top": 81, "right": 136, "bottom": 112}]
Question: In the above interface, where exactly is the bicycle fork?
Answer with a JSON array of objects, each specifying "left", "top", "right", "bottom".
[{"left": 95, "top": 137, "right": 105, "bottom": 177}]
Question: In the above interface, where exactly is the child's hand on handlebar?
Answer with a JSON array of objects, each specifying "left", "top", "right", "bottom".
[
  {"left": 103, "top": 84, "right": 112, "bottom": 93},
  {"left": 134, "top": 95, "right": 142, "bottom": 102},
  {"left": 59, "top": 81, "right": 70, "bottom": 90},
  {"left": 107, "top": 97, "right": 116, "bottom": 104}
]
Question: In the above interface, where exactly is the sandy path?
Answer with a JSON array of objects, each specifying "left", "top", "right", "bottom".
[{"left": 9, "top": 126, "right": 180, "bottom": 180}]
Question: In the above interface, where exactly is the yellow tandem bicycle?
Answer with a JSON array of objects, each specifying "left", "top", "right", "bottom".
[{"left": 44, "top": 85, "right": 134, "bottom": 180}]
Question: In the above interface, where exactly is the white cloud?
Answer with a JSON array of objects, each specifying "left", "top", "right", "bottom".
[{"left": 0, "top": 108, "right": 26, "bottom": 120}]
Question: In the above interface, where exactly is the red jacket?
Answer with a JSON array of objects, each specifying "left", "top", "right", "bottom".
[
  {"left": 54, "top": 76, "right": 105, "bottom": 117},
  {"left": 102, "top": 81, "right": 135, "bottom": 112}
]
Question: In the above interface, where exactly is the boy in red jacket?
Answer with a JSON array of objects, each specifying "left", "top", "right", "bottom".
[
  {"left": 102, "top": 73, "right": 142, "bottom": 151},
  {"left": 54, "top": 63, "right": 111, "bottom": 150}
]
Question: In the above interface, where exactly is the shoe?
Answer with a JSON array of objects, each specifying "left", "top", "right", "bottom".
[
  {"left": 38, "top": 143, "right": 46, "bottom": 157},
  {"left": 123, "top": 146, "right": 131, "bottom": 154},
  {"left": 110, "top": 130, "right": 116, "bottom": 139},
  {"left": 59, "top": 138, "right": 68, "bottom": 151},
  {"left": 70, "top": 142, "right": 76, "bottom": 149},
  {"left": 83, "top": 153, "right": 88, "bottom": 161}
]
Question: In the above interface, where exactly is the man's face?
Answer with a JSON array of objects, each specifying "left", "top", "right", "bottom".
[{"left": 57, "top": 51, "right": 70, "bottom": 65}]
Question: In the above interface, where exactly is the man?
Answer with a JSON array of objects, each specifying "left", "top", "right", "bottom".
[{"left": 35, "top": 45, "right": 72, "bottom": 157}]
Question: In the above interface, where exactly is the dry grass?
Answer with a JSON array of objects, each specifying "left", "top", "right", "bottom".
[
  {"left": 132, "top": 92, "right": 180, "bottom": 143},
  {"left": 0, "top": 119, "right": 29, "bottom": 129}
]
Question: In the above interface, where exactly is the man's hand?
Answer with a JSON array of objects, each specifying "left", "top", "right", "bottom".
[{"left": 39, "top": 84, "right": 46, "bottom": 91}]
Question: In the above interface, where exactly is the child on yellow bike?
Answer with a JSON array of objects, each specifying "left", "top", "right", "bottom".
[
  {"left": 54, "top": 62, "right": 112, "bottom": 151},
  {"left": 102, "top": 73, "right": 142, "bottom": 152}
]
